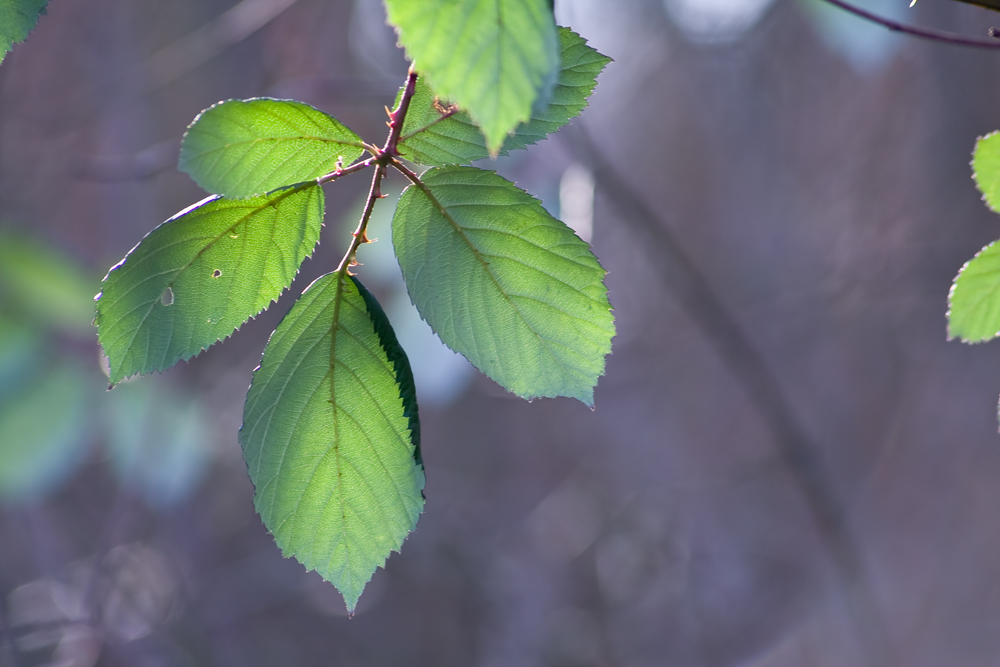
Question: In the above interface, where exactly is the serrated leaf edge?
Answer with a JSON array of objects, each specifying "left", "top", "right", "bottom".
[
  {"left": 947, "top": 239, "right": 1000, "bottom": 343},
  {"left": 397, "top": 167, "right": 612, "bottom": 405},
  {"left": 397, "top": 27, "right": 612, "bottom": 166},
  {"left": 97, "top": 183, "right": 323, "bottom": 384}
]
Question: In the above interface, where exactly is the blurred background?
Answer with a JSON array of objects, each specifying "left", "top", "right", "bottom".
[{"left": 2, "top": 0, "right": 1000, "bottom": 665}]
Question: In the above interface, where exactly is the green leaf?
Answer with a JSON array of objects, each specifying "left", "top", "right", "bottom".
[
  {"left": 398, "top": 27, "right": 610, "bottom": 166},
  {"left": 948, "top": 239, "right": 1000, "bottom": 342},
  {"left": 974, "top": 132, "right": 1000, "bottom": 214},
  {"left": 392, "top": 166, "right": 614, "bottom": 405},
  {"left": 384, "top": 0, "right": 560, "bottom": 154},
  {"left": 353, "top": 277, "right": 422, "bottom": 466},
  {"left": 0, "top": 229, "right": 97, "bottom": 335},
  {"left": 0, "top": 365, "right": 91, "bottom": 503},
  {"left": 0, "top": 0, "right": 47, "bottom": 64},
  {"left": 240, "top": 271, "right": 424, "bottom": 613},
  {"left": 179, "top": 98, "right": 365, "bottom": 199},
  {"left": 96, "top": 184, "right": 324, "bottom": 384}
]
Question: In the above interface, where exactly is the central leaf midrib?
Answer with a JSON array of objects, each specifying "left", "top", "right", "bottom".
[
  {"left": 413, "top": 176, "right": 572, "bottom": 376},
  {"left": 328, "top": 271, "right": 348, "bottom": 554},
  {"left": 111, "top": 185, "right": 314, "bottom": 376}
]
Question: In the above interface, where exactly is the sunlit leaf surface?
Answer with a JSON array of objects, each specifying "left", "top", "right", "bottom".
[
  {"left": 393, "top": 166, "right": 614, "bottom": 404},
  {"left": 241, "top": 272, "right": 424, "bottom": 612}
]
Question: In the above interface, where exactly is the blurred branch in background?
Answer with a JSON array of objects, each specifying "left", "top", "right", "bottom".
[
  {"left": 818, "top": 0, "right": 1000, "bottom": 48},
  {"left": 140, "top": 0, "right": 302, "bottom": 93},
  {"left": 564, "top": 125, "right": 893, "bottom": 667}
]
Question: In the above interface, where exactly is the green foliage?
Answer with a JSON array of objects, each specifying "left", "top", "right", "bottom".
[
  {"left": 385, "top": 0, "right": 560, "bottom": 153},
  {"left": 393, "top": 166, "right": 613, "bottom": 405},
  {"left": 240, "top": 272, "right": 424, "bottom": 612},
  {"left": 949, "top": 241, "right": 1000, "bottom": 342},
  {"left": 0, "top": 232, "right": 210, "bottom": 507},
  {"left": 0, "top": 365, "right": 89, "bottom": 502},
  {"left": 0, "top": 0, "right": 47, "bottom": 63},
  {"left": 90, "top": 2, "right": 612, "bottom": 610},
  {"left": 0, "top": 231, "right": 95, "bottom": 334},
  {"left": 973, "top": 132, "right": 1000, "bottom": 214},
  {"left": 179, "top": 98, "right": 365, "bottom": 199},
  {"left": 950, "top": 134, "right": 1000, "bottom": 343},
  {"left": 398, "top": 28, "right": 611, "bottom": 166},
  {"left": 950, "top": 132, "right": 1000, "bottom": 420},
  {"left": 97, "top": 185, "right": 324, "bottom": 384}
]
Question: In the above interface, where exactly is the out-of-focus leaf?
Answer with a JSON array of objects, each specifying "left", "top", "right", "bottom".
[
  {"left": 397, "top": 27, "right": 610, "bottom": 166},
  {"left": 384, "top": 0, "right": 560, "bottom": 153},
  {"left": 0, "top": 230, "right": 97, "bottom": 335},
  {"left": 96, "top": 185, "right": 324, "bottom": 384},
  {"left": 0, "top": 0, "right": 48, "bottom": 64},
  {"left": 180, "top": 98, "right": 365, "bottom": 199},
  {"left": 0, "top": 365, "right": 91, "bottom": 503},
  {"left": 105, "top": 382, "right": 210, "bottom": 509},
  {"left": 0, "top": 318, "right": 40, "bottom": 401},
  {"left": 392, "top": 166, "right": 614, "bottom": 405},
  {"left": 241, "top": 272, "right": 424, "bottom": 613}
]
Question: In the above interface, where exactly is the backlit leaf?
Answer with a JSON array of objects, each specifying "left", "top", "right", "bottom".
[
  {"left": 384, "top": 0, "right": 560, "bottom": 154},
  {"left": 180, "top": 98, "right": 365, "bottom": 198},
  {"left": 96, "top": 184, "right": 324, "bottom": 384},
  {"left": 974, "top": 132, "right": 1000, "bottom": 214},
  {"left": 398, "top": 28, "right": 610, "bottom": 166},
  {"left": 392, "top": 166, "right": 614, "bottom": 405},
  {"left": 948, "top": 239, "right": 1000, "bottom": 342},
  {"left": 241, "top": 271, "right": 424, "bottom": 612},
  {"left": 0, "top": 0, "right": 47, "bottom": 64}
]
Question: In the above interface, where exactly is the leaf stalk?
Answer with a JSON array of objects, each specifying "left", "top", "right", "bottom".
[{"left": 336, "top": 66, "right": 421, "bottom": 273}]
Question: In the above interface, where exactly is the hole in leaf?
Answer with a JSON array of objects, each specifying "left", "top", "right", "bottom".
[
  {"left": 212, "top": 269, "right": 222, "bottom": 278},
  {"left": 161, "top": 287, "right": 174, "bottom": 306},
  {"left": 229, "top": 234, "right": 238, "bottom": 239}
]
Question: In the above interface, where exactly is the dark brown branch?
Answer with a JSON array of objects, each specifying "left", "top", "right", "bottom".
[
  {"left": 336, "top": 164, "right": 386, "bottom": 273},
  {"left": 819, "top": 0, "right": 1000, "bottom": 49},
  {"left": 141, "top": 0, "right": 303, "bottom": 92},
  {"left": 564, "top": 125, "right": 893, "bottom": 667},
  {"left": 336, "top": 68, "right": 420, "bottom": 273},
  {"left": 381, "top": 66, "right": 420, "bottom": 160},
  {"left": 317, "top": 156, "right": 376, "bottom": 185}
]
